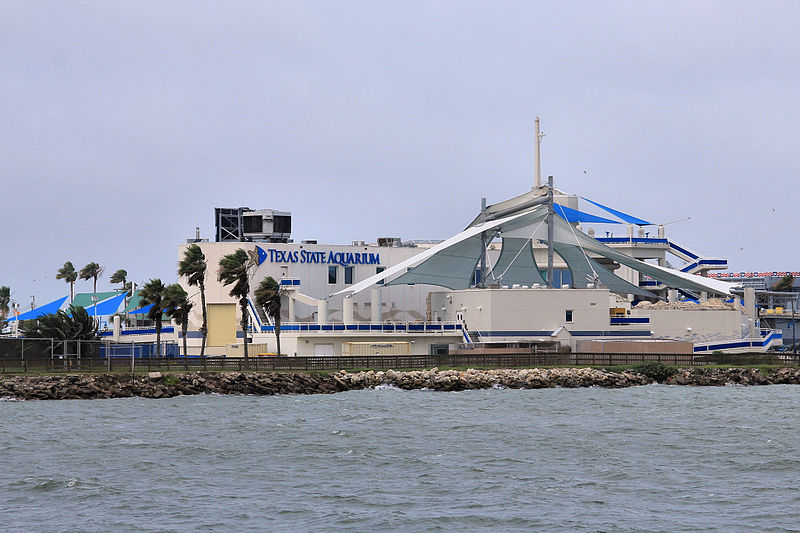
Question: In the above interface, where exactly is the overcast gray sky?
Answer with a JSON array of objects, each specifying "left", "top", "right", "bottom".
[{"left": 3, "top": 1, "right": 799, "bottom": 307}]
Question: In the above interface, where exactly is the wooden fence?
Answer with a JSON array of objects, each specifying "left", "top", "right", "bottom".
[{"left": 1, "top": 351, "right": 798, "bottom": 375}]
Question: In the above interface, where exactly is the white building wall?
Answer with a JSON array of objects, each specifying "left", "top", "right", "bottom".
[
  {"left": 251, "top": 331, "right": 461, "bottom": 356},
  {"left": 178, "top": 241, "right": 449, "bottom": 334},
  {"left": 631, "top": 308, "right": 742, "bottom": 343},
  {"left": 433, "top": 288, "right": 611, "bottom": 335}
]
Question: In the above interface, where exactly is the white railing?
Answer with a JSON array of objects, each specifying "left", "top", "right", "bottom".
[{"left": 253, "top": 321, "right": 464, "bottom": 334}]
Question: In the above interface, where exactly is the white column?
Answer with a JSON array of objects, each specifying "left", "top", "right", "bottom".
[
  {"left": 288, "top": 294, "right": 295, "bottom": 323},
  {"left": 317, "top": 300, "right": 328, "bottom": 325},
  {"left": 371, "top": 288, "right": 382, "bottom": 322},
  {"left": 744, "top": 287, "right": 758, "bottom": 338},
  {"left": 343, "top": 296, "right": 354, "bottom": 323},
  {"left": 668, "top": 289, "right": 678, "bottom": 303},
  {"left": 113, "top": 315, "right": 121, "bottom": 342}
]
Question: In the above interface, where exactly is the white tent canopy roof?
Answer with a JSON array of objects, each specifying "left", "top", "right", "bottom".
[
  {"left": 334, "top": 200, "right": 739, "bottom": 298},
  {"left": 333, "top": 210, "right": 530, "bottom": 297}
]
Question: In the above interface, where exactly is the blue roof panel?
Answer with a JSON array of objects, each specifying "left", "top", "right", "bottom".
[
  {"left": 581, "top": 197, "right": 653, "bottom": 226},
  {"left": 127, "top": 303, "right": 154, "bottom": 315},
  {"left": 86, "top": 293, "right": 126, "bottom": 316},
  {"left": 554, "top": 203, "right": 620, "bottom": 224},
  {"left": 5, "top": 296, "right": 69, "bottom": 321}
]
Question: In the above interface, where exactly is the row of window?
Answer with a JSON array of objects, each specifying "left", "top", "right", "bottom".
[{"left": 328, "top": 266, "right": 386, "bottom": 285}]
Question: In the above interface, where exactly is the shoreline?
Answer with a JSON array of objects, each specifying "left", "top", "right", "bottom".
[{"left": 2, "top": 367, "right": 800, "bottom": 400}]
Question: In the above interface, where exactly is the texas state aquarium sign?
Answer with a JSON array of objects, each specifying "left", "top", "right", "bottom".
[{"left": 256, "top": 246, "right": 380, "bottom": 266}]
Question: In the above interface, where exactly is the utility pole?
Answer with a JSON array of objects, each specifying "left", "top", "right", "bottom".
[
  {"left": 479, "top": 197, "right": 487, "bottom": 288},
  {"left": 534, "top": 117, "right": 544, "bottom": 189},
  {"left": 547, "top": 175, "right": 554, "bottom": 287},
  {"left": 792, "top": 297, "right": 797, "bottom": 356}
]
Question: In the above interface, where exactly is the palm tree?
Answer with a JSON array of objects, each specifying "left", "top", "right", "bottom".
[
  {"left": 21, "top": 305, "right": 98, "bottom": 340},
  {"left": 178, "top": 244, "right": 208, "bottom": 357},
  {"left": 255, "top": 276, "right": 282, "bottom": 356},
  {"left": 139, "top": 278, "right": 167, "bottom": 357},
  {"left": 56, "top": 262, "right": 78, "bottom": 303},
  {"left": 79, "top": 262, "right": 104, "bottom": 294},
  {"left": 110, "top": 268, "right": 129, "bottom": 309},
  {"left": 0, "top": 286, "right": 10, "bottom": 321},
  {"left": 110, "top": 269, "right": 127, "bottom": 289},
  {"left": 217, "top": 249, "right": 256, "bottom": 358},
  {"left": 164, "top": 284, "right": 193, "bottom": 361}
]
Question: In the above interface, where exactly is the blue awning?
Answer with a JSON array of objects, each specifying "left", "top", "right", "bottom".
[
  {"left": 581, "top": 197, "right": 653, "bottom": 226},
  {"left": 86, "top": 293, "right": 126, "bottom": 317},
  {"left": 5, "top": 296, "right": 69, "bottom": 321},
  {"left": 554, "top": 203, "right": 620, "bottom": 224}
]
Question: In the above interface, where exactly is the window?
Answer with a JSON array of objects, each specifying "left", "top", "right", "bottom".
[
  {"left": 565, "top": 309, "right": 574, "bottom": 323},
  {"left": 328, "top": 265, "right": 338, "bottom": 284},
  {"left": 344, "top": 266, "right": 354, "bottom": 285},
  {"left": 376, "top": 266, "right": 386, "bottom": 285}
]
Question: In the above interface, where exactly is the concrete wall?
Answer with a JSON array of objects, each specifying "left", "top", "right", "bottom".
[
  {"left": 631, "top": 308, "right": 742, "bottom": 342},
  {"left": 250, "top": 331, "right": 460, "bottom": 356},
  {"left": 432, "top": 288, "right": 612, "bottom": 335},
  {"left": 577, "top": 340, "right": 693, "bottom": 354}
]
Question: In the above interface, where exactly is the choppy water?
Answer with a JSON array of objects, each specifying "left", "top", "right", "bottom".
[{"left": 2, "top": 385, "right": 800, "bottom": 532}]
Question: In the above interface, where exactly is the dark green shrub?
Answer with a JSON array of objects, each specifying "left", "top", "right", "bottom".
[
  {"left": 631, "top": 361, "right": 678, "bottom": 382},
  {"left": 21, "top": 305, "right": 98, "bottom": 340}
]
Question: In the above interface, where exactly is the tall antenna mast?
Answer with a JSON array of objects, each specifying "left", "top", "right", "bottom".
[{"left": 534, "top": 117, "right": 545, "bottom": 188}]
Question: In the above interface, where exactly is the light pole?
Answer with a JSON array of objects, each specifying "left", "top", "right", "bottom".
[
  {"left": 91, "top": 294, "right": 99, "bottom": 326},
  {"left": 792, "top": 297, "right": 797, "bottom": 357}
]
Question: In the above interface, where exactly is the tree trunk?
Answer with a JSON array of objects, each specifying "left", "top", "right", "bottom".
[
  {"left": 241, "top": 298, "right": 248, "bottom": 358},
  {"left": 276, "top": 316, "right": 281, "bottom": 356},
  {"left": 156, "top": 318, "right": 162, "bottom": 358},
  {"left": 182, "top": 322, "right": 188, "bottom": 370},
  {"left": 199, "top": 280, "right": 207, "bottom": 358}
]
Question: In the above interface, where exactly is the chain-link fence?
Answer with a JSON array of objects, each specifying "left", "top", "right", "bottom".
[{"left": 0, "top": 338, "right": 179, "bottom": 373}]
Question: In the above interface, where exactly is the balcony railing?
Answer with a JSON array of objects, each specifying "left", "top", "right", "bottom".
[{"left": 253, "top": 321, "right": 464, "bottom": 334}]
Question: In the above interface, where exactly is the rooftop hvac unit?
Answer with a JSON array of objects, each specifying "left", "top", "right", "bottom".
[
  {"left": 378, "top": 237, "right": 402, "bottom": 247},
  {"left": 215, "top": 207, "right": 292, "bottom": 243}
]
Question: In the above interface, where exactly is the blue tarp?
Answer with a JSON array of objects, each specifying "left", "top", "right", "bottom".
[
  {"left": 554, "top": 203, "right": 620, "bottom": 224},
  {"left": 581, "top": 197, "right": 653, "bottom": 226},
  {"left": 87, "top": 293, "right": 126, "bottom": 317},
  {"left": 5, "top": 296, "right": 69, "bottom": 321}
]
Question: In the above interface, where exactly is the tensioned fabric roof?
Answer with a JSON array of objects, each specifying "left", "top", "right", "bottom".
[
  {"left": 581, "top": 197, "right": 653, "bottom": 226},
  {"left": 334, "top": 202, "right": 738, "bottom": 297},
  {"left": 5, "top": 296, "right": 69, "bottom": 321},
  {"left": 488, "top": 238, "right": 547, "bottom": 287},
  {"left": 339, "top": 210, "right": 531, "bottom": 297},
  {"left": 127, "top": 303, "right": 154, "bottom": 315},
  {"left": 551, "top": 242, "right": 653, "bottom": 298},
  {"left": 86, "top": 293, "right": 126, "bottom": 316},
  {"left": 123, "top": 290, "right": 144, "bottom": 313},
  {"left": 386, "top": 236, "right": 485, "bottom": 290},
  {"left": 72, "top": 291, "right": 121, "bottom": 309},
  {"left": 553, "top": 203, "right": 619, "bottom": 224}
]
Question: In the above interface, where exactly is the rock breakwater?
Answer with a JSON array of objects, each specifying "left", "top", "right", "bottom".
[{"left": 1, "top": 367, "right": 800, "bottom": 400}]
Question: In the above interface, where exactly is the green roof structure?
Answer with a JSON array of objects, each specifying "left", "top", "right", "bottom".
[{"left": 71, "top": 291, "right": 123, "bottom": 309}]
